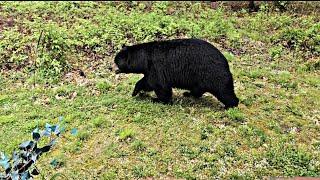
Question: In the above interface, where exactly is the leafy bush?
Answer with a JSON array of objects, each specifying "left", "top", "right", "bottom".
[
  {"left": 0, "top": 122, "right": 64, "bottom": 179},
  {"left": 1, "top": 2, "right": 240, "bottom": 79},
  {"left": 275, "top": 23, "right": 320, "bottom": 53},
  {"left": 1, "top": 1, "right": 319, "bottom": 81},
  {"left": 37, "top": 23, "right": 70, "bottom": 79},
  {"left": 0, "top": 30, "right": 33, "bottom": 70}
]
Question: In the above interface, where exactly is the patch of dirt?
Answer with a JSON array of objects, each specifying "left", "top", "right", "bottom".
[
  {"left": 0, "top": 16, "right": 15, "bottom": 31},
  {"left": 63, "top": 69, "right": 90, "bottom": 86}
]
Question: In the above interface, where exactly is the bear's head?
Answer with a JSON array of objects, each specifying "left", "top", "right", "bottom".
[
  {"left": 114, "top": 46, "right": 129, "bottom": 74},
  {"left": 113, "top": 45, "right": 147, "bottom": 74}
]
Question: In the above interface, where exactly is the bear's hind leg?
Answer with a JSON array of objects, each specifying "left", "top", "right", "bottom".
[
  {"left": 183, "top": 89, "right": 204, "bottom": 98},
  {"left": 153, "top": 87, "right": 173, "bottom": 104}
]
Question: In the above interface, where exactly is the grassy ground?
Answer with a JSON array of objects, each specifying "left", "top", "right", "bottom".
[{"left": 0, "top": 2, "right": 320, "bottom": 179}]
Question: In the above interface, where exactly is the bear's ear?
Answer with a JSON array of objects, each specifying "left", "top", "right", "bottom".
[{"left": 122, "top": 44, "right": 127, "bottom": 50}]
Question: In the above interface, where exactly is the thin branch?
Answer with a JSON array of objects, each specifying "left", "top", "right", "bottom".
[{"left": 34, "top": 30, "right": 44, "bottom": 89}]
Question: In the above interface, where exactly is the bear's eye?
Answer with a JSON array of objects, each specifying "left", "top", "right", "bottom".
[
  {"left": 119, "top": 51, "right": 128, "bottom": 61},
  {"left": 120, "top": 54, "right": 126, "bottom": 59}
]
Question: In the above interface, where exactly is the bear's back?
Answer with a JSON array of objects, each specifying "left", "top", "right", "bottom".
[
  {"left": 130, "top": 38, "right": 213, "bottom": 51},
  {"left": 127, "top": 39, "right": 230, "bottom": 89}
]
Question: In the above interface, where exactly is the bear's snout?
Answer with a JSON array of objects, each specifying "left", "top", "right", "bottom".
[{"left": 111, "top": 63, "right": 121, "bottom": 74}]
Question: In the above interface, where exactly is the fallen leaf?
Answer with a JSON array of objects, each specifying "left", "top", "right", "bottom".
[{"left": 69, "top": 91, "right": 77, "bottom": 100}]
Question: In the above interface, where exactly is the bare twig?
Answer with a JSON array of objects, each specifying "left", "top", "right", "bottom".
[{"left": 34, "top": 30, "right": 44, "bottom": 89}]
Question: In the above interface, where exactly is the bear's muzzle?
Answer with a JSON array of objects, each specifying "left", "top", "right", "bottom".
[{"left": 111, "top": 63, "right": 121, "bottom": 74}]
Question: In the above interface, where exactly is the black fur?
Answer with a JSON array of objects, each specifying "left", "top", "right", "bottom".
[{"left": 114, "top": 38, "right": 239, "bottom": 108}]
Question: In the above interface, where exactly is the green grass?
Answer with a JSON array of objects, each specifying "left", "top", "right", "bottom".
[{"left": 0, "top": 1, "right": 320, "bottom": 179}]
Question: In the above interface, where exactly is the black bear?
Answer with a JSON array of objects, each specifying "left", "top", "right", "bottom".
[{"left": 113, "top": 38, "right": 239, "bottom": 109}]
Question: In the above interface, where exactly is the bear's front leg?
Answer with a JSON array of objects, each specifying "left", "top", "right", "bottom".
[{"left": 132, "top": 77, "right": 153, "bottom": 96}]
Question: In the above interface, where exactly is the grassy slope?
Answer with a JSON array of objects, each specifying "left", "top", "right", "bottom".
[{"left": 0, "top": 2, "right": 319, "bottom": 179}]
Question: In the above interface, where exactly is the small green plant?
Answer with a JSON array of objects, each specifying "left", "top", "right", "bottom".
[
  {"left": 96, "top": 80, "right": 112, "bottom": 93},
  {"left": 91, "top": 116, "right": 105, "bottom": 128},
  {"left": 215, "top": 142, "right": 236, "bottom": 157},
  {"left": 269, "top": 45, "right": 283, "bottom": 60},
  {"left": 226, "top": 108, "right": 245, "bottom": 121},
  {"left": 103, "top": 143, "right": 119, "bottom": 158},
  {"left": 131, "top": 140, "right": 146, "bottom": 152},
  {"left": 77, "top": 131, "right": 90, "bottom": 141},
  {"left": 242, "top": 69, "right": 268, "bottom": 79},
  {"left": 241, "top": 95, "right": 256, "bottom": 107},
  {"left": 179, "top": 144, "right": 198, "bottom": 159},
  {"left": 271, "top": 71, "right": 294, "bottom": 88},
  {"left": 117, "top": 128, "right": 135, "bottom": 141},
  {"left": 102, "top": 170, "right": 117, "bottom": 180},
  {"left": 239, "top": 125, "right": 268, "bottom": 148},
  {"left": 132, "top": 165, "right": 148, "bottom": 179},
  {"left": 223, "top": 52, "right": 236, "bottom": 62},
  {"left": 200, "top": 125, "right": 214, "bottom": 140}
]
